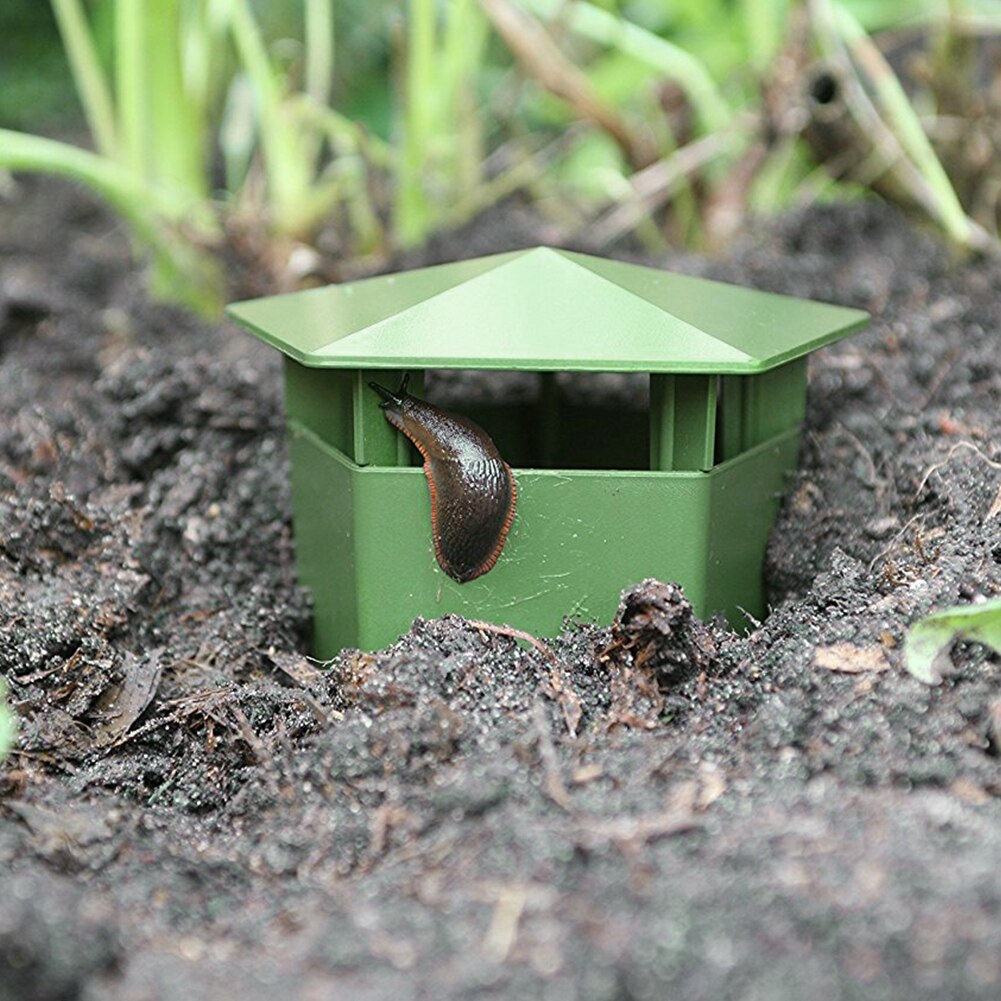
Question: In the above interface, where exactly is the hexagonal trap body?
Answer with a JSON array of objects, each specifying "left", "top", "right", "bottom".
[{"left": 228, "top": 248, "right": 867, "bottom": 657}]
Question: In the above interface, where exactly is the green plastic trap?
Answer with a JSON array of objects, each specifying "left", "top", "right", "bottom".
[{"left": 227, "top": 247, "right": 867, "bottom": 656}]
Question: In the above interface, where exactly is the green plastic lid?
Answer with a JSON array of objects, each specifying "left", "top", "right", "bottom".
[{"left": 226, "top": 247, "right": 868, "bottom": 374}]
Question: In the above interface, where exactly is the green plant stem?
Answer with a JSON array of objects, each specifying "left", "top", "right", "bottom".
[
  {"left": 150, "top": 0, "right": 208, "bottom": 198},
  {"left": 304, "top": 0, "right": 335, "bottom": 172},
  {"left": 115, "top": 0, "right": 145, "bottom": 176},
  {"left": 50, "top": 0, "right": 118, "bottom": 157},
  {"left": 182, "top": 0, "right": 213, "bottom": 115},
  {"left": 305, "top": 0, "right": 335, "bottom": 110},
  {"left": 443, "top": 0, "right": 488, "bottom": 196},
  {"left": 225, "top": 0, "right": 313, "bottom": 234},
  {"left": 396, "top": 0, "right": 437, "bottom": 246}
]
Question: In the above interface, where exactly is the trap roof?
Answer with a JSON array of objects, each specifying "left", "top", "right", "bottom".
[{"left": 226, "top": 247, "right": 868, "bottom": 374}]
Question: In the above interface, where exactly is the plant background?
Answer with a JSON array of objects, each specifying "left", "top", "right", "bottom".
[{"left": 3, "top": 0, "right": 998, "bottom": 316}]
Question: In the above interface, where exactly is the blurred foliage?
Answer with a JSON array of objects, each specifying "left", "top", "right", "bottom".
[
  {"left": 0, "top": 3, "right": 76, "bottom": 128},
  {"left": 0, "top": 0, "right": 998, "bottom": 313}
]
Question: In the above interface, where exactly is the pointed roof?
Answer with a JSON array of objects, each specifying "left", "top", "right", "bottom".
[{"left": 226, "top": 247, "right": 867, "bottom": 373}]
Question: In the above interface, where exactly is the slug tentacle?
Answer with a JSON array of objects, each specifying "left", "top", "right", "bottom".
[
  {"left": 369, "top": 375, "right": 409, "bottom": 408},
  {"left": 369, "top": 377, "right": 517, "bottom": 583}
]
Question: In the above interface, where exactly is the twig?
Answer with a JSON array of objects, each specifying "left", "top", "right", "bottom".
[
  {"left": 915, "top": 349, "right": 961, "bottom": 411},
  {"left": 913, "top": 441, "right": 1001, "bottom": 500},
  {"left": 531, "top": 702, "right": 570, "bottom": 809},
  {"left": 574, "top": 783, "right": 700, "bottom": 851},
  {"left": 483, "top": 884, "right": 529, "bottom": 962},
  {"left": 868, "top": 512, "right": 923, "bottom": 573},
  {"left": 587, "top": 127, "right": 748, "bottom": 247},
  {"left": 229, "top": 702, "right": 282, "bottom": 800},
  {"left": 468, "top": 619, "right": 583, "bottom": 736},
  {"left": 468, "top": 619, "right": 559, "bottom": 662},
  {"left": 478, "top": 0, "right": 653, "bottom": 169}
]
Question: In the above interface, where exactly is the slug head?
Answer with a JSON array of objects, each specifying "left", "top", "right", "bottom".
[
  {"left": 367, "top": 371, "right": 517, "bottom": 584},
  {"left": 368, "top": 374, "right": 410, "bottom": 414}
]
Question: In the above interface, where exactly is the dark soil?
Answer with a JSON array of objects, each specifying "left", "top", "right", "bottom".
[{"left": 2, "top": 177, "right": 1000, "bottom": 1001}]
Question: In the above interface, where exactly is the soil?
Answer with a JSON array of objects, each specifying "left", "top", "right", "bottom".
[{"left": 1, "top": 176, "right": 1000, "bottom": 1001}]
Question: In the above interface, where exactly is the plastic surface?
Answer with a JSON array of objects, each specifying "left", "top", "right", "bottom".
[
  {"left": 226, "top": 249, "right": 870, "bottom": 655},
  {"left": 289, "top": 420, "right": 801, "bottom": 656},
  {"left": 226, "top": 247, "right": 868, "bottom": 374}
]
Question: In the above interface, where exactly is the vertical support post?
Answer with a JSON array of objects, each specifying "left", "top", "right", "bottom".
[
  {"left": 649, "top": 374, "right": 676, "bottom": 470},
  {"left": 650, "top": 374, "right": 717, "bottom": 471},
  {"left": 539, "top": 371, "right": 560, "bottom": 468},
  {"left": 740, "top": 358, "right": 808, "bottom": 451},
  {"left": 718, "top": 375, "right": 745, "bottom": 463},
  {"left": 352, "top": 369, "right": 424, "bottom": 467},
  {"left": 284, "top": 361, "right": 354, "bottom": 456}
]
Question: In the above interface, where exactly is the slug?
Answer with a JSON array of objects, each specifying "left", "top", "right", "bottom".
[{"left": 369, "top": 376, "right": 517, "bottom": 583}]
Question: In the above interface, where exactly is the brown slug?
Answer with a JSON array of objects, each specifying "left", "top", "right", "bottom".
[{"left": 369, "top": 376, "right": 517, "bottom": 583}]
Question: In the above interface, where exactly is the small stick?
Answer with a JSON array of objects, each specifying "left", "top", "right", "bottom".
[
  {"left": 468, "top": 619, "right": 583, "bottom": 736},
  {"left": 913, "top": 440, "right": 1001, "bottom": 499},
  {"left": 532, "top": 702, "right": 570, "bottom": 810},
  {"left": 467, "top": 619, "right": 560, "bottom": 663}
]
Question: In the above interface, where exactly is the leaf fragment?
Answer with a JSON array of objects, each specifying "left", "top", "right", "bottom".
[{"left": 903, "top": 598, "right": 1001, "bottom": 685}]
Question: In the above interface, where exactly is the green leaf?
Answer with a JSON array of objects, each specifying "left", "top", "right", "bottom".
[
  {"left": 0, "top": 677, "right": 15, "bottom": 764},
  {"left": 903, "top": 598, "right": 1001, "bottom": 685}
]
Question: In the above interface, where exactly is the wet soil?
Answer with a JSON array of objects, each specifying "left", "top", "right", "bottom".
[{"left": 1, "top": 177, "right": 1000, "bottom": 1001}]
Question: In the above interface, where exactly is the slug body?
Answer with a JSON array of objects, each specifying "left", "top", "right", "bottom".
[{"left": 369, "top": 377, "right": 517, "bottom": 583}]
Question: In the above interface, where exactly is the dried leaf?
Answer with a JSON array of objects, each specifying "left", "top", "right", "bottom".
[
  {"left": 571, "top": 763, "right": 604, "bottom": 785},
  {"left": 986, "top": 483, "right": 1001, "bottom": 522},
  {"left": 813, "top": 643, "right": 890, "bottom": 674},
  {"left": 267, "top": 649, "right": 329, "bottom": 689},
  {"left": 91, "top": 651, "right": 163, "bottom": 746},
  {"left": 695, "top": 764, "right": 727, "bottom": 810},
  {"left": 988, "top": 701, "right": 1001, "bottom": 754},
  {"left": 950, "top": 777, "right": 991, "bottom": 806}
]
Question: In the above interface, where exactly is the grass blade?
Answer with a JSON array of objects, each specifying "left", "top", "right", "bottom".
[
  {"left": 395, "top": 0, "right": 437, "bottom": 246},
  {"left": 225, "top": 0, "right": 313, "bottom": 232}
]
